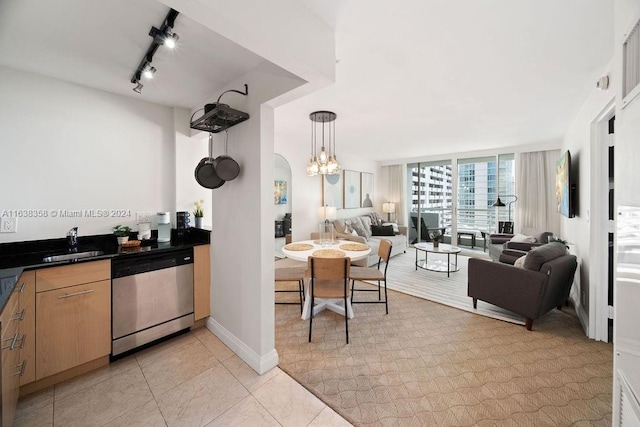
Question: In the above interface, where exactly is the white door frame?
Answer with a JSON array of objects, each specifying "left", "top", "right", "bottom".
[{"left": 588, "top": 98, "right": 615, "bottom": 342}]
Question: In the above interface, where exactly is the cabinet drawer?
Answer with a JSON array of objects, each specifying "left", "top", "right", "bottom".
[
  {"left": 36, "top": 280, "right": 111, "bottom": 380},
  {"left": 19, "top": 270, "right": 36, "bottom": 386},
  {"left": 1, "top": 292, "right": 20, "bottom": 340},
  {"left": 36, "top": 260, "right": 110, "bottom": 292}
]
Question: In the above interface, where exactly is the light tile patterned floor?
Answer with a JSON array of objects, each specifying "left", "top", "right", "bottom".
[{"left": 14, "top": 327, "right": 352, "bottom": 427}]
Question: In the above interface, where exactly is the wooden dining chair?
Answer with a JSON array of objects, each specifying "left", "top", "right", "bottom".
[
  {"left": 308, "top": 256, "right": 351, "bottom": 344},
  {"left": 274, "top": 266, "right": 307, "bottom": 314},
  {"left": 349, "top": 239, "right": 392, "bottom": 314}
]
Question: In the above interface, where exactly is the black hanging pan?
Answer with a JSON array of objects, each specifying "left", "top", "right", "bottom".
[
  {"left": 195, "top": 133, "right": 224, "bottom": 189},
  {"left": 213, "top": 130, "right": 240, "bottom": 181}
]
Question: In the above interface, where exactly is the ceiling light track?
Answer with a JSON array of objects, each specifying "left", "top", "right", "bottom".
[{"left": 130, "top": 8, "right": 180, "bottom": 94}]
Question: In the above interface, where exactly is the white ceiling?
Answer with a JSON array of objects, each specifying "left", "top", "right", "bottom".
[
  {"left": 0, "top": 0, "right": 614, "bottom": 161},
  {"left": 0, "top": 0, "right": 264, "bottom": 109}
]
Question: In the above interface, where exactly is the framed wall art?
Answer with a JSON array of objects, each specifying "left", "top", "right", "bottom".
[
  {"left": 361, "top": 172, "right": 374, "bottom": 207},
  {"left": 274, "top": 180, "right": 287, "bottom": 205},
  {"left": 343, "top": 170, "right": 361, "bottom": 209},
  {"left": 322, "top": 173, "right": 343, "bottom": 209}
]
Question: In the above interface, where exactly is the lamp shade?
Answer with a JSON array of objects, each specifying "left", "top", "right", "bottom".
[
  {"left": 317, "top": 206, "right": 337, "bottom": 221},
  {"left": 382, "top": 202, "right": 396, "bottom": 214},
  {"left": 492, "top": 197, "right": 505, "bottom": 207}
]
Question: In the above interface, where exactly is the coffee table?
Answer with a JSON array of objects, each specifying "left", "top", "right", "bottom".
[{"left": 414, "top": 242, "right": 461, "bottom": 277}]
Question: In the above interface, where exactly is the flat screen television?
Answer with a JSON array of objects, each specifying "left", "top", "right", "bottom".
[{"left": 556, "top": 150, "right": 575, "bottom": 218}]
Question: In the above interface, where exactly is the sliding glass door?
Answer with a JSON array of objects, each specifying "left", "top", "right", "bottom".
[
  {"left": 406, "top": 154, "right": 514, "bottom": 247},
  {"left": 407, "top": 161, "right": 453, "bottom": 243}
]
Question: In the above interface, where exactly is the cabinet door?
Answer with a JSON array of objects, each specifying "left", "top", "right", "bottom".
[
  {"left": 194, "top": 244, "right": 211, "bottom": 321},
  {"left": 36, "top": 280, "right": 111, "bottom": 380},
  {"left": 19, "top": 270, "right": 36, "bottom": 385},
  {"left": 1, "top": 292, "right": 21, "bottom": 427}
]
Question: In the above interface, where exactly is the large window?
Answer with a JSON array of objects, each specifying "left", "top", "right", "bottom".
[
  {"left": 457, "top": 154, "right": 515, "bottom": 234},
  {"left": 407, "top": 161, "right": 452, "bottom": 243},
  {"left": 406, "top": 154, "right": 515, "bottom": 245}
]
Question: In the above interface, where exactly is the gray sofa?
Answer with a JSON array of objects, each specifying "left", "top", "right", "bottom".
[
  {"left": 468, "top": 242, "right": 577, "bottom": 330},
  {"left": 331, "top": 213, "right": 408, "bottom": 266}
]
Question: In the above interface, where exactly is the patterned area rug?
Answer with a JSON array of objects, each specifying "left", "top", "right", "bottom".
[
  {"left": 382, "top": 251, "right": 526, "bottom": 325},
  {"left": 274, "top": 253, "right": 613, "bottom": 426}
]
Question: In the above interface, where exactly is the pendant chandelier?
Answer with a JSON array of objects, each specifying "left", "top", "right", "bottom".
[{"left": 306, "top": 111, "right": 341, "bottom": 176}]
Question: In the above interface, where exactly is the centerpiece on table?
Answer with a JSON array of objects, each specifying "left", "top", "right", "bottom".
[
  {"left": 193, "top": 199, "right": 204, "bottom": 228},
  {"left": 429, "top": 229, "right": 443, "bottom": 248}
]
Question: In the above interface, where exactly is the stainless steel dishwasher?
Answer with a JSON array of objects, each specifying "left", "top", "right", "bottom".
[{"left": 111, "top": 248, "right": 194, "bottom": 356}]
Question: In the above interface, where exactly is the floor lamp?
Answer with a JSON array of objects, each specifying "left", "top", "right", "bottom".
[{"left": 492, "top": 195, "right": 518, "bottom": 231}]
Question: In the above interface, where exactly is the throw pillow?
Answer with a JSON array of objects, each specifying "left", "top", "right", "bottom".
[
  {"left": 359, "top": 216, "right": 373, "bottom": 239},
  {"left": 510, "top": 233, "right": 536, "bottom": 243},
  {"left": 371, "top": 225, "right": 395, "bottom": 236},
  {"left": 522, "top": 242, "right": 567, "bottom": 271},
  {"left": 333, "top": 219, "right": 348, "bottom": 234},
  {"left": 350, "top": 218, "right": 370, "bottom": 240},
  {"left": 382, "top": 222, "right": 399, "bottom": 233},
  {"left": 514, "top": 255, "right": 526, "bottom": 268}
]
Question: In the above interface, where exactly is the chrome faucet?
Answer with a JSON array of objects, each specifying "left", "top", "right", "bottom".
[{"left": 67, "top": 227, "right": 78, "bottom": 252}]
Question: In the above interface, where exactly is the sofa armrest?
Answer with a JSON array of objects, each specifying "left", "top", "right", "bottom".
[
  {"left": 504, "top": 241, "right": 535, "bottom": 251},
  {"left": 489, "top": 234, "right": 513, "bottom": 244},
  {"left": 468, "top": 258, "right": 547, "bottom": 319},
  {"left": 344, "top": 234, "right": 367, "bottom": 244}
]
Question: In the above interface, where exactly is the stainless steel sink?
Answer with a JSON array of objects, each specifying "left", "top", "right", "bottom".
[{"left": 42, "top": 251, "right": 104, "bottom": 263}]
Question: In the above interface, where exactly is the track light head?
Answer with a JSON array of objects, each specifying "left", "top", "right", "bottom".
[
  {"left": 164, "top": 31, "right": 179, "bottom": 49},
  {"left": 142, "top": 64, "right": 156, "bottom": 79}
]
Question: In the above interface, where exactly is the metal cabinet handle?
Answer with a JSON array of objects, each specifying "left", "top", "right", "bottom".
[
  {"left": 14, "top": 283, "right": 25, "bottom": 293},
  {"left": 13, "top": 360, "right": 26, "bottom": 377},
  {"left": 57, "top": 289, "right": 94, "bottom": 299},
  {"left": 12, "top": 308, "right": 26, "bottom": 321},
  {"left": 2, "top": 332, "right": 19, "bottom": 350},
  {"left": 16, "top": 333, "right": 26, "bottom": 349}
]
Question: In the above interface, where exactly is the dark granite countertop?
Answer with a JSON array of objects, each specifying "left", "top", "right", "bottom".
[{"left": 0, "top": 228, "right": 210, "bottom": 313}]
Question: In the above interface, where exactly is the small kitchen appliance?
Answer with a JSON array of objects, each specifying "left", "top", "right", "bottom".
[{"left": 157, "top": 212, "right": 171, "bottom": 242}]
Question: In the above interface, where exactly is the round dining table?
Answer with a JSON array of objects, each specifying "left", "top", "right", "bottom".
[{"left": 281, "top": 239, "right": 372, "bottom": 320}]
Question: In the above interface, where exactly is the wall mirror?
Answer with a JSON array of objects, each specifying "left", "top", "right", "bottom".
[{"left": 274, "top": 153, "right": 292, "bottom": 256}]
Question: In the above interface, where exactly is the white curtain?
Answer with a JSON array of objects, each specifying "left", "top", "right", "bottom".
[
  {"left": 515, "top": 150, "right": 560, "bottom": 235},
  {"left": 380, "top": 164, "right": 407, "bottom": 226}
]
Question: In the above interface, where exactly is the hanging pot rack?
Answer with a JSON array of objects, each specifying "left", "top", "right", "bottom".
[{"left": 190, "top": 84, "right": 249, "bottom": 133}]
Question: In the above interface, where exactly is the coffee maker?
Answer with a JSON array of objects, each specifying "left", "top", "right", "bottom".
[{"left": 176, "top": 211, "right": 190, "bottom": 240}]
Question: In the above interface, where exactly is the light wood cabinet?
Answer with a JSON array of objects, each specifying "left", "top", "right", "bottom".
[
  {"left": 18, "top": 270, "right": 35, "bottom": 386},
  {"left": 193, "top": 244, "right": 211, "bottom": 321},
  {"left": 35, "top": 262, "right": 111, "bottom": 380},
  {"left": 1, "top": 289, "right": 21, "bottom": 427}
]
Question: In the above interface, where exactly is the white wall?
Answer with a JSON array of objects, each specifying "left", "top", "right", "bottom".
[
  {"left": 205, "top": 61, "right": 305, "bottom": 373},
  {"left": 559, "top": 59, "right": 614, "bottom": 336},
  {"left": 0, "top": 66, "right": 176, "bottom": 243},
  {"left": 613, "top": 0, "right": 640, "bottom": 423},
  {"left": 174, "top": 108, "right": 212, "bottom": 228}
]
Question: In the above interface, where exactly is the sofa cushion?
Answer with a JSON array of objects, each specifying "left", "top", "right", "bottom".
[
  {"left": 371, "top": 225, "right": 395, "bottom": 236},
  {"left": 523, "top": 242, "right": 567, "bottom": 271},
  {"left": 521, "top": 228, "right": 553, "bottom": 244},
  {"left": 510, "top": 233, "right": 536, "bottom": 243}
]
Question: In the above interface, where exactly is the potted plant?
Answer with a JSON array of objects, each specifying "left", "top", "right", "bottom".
[
  {"left": 193, "top": 199, "right": 204, "bottom": 228},
  {"left": 113, "top": 225, "right": 132, "bottom": 245},
  {"left": 429, "top": 229, "right": 443, "bottom": 248}
]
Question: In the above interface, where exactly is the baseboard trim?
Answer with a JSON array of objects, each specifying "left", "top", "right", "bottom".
[{"left": 205, "top": 317, "right": 278, "bottom": 375}]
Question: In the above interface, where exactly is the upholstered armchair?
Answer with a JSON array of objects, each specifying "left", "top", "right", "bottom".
[
  {"left": 468, "top": 242, "right": 577, "bottom": 330},
  {"left": 488, "top": 228, "right": 554, "bottom": 264}
]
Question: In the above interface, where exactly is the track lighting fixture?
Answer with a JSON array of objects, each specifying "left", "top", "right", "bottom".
[{"left": 130, "top": 8, "right": 179, "bottom": 93}]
